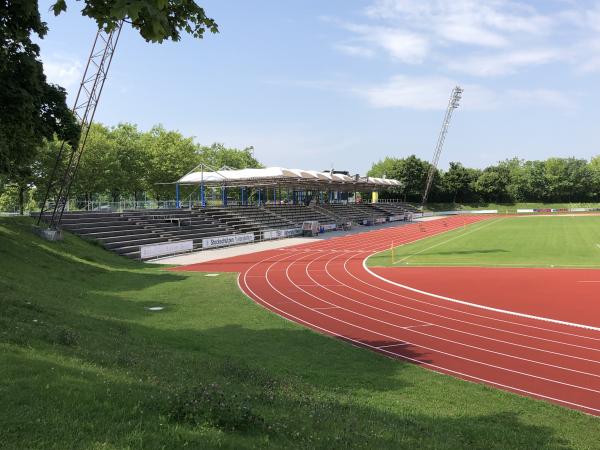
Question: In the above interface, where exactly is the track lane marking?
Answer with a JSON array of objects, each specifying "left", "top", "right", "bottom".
[{"left": 238, "top": 249, "right": 600, "bottom": 415}]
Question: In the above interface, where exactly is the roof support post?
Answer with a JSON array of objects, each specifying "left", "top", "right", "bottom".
[{"left": 175, "top": 183, "right": 180, "bottom": 208}]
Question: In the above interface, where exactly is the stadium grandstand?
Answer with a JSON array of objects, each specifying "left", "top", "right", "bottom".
[{"left": 37, "top": 166, "right": 418, "bottom": 260}]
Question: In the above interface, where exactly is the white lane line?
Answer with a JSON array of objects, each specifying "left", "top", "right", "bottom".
[
  {"left": 283, "top": 251, "right": 600, "bottom": 393},
  {"left": 340, "top": 258, "right": 600, "bottom": 365},
  {"left": 364, "top": 259, "right": 600, "bottom": 333},
  {"left": 314, "top": 252, "right": 600, "bottom": 379},
  {"left": 346, "top": 245, "right": 600, "bottom": 348},
  {"left": 238, "top": 253, "right": 600, "bottom": 415}
]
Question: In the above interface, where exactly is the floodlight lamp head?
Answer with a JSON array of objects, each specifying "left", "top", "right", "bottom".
[{"left": 451, "top": 85, "right": 463, "bottom": 108}]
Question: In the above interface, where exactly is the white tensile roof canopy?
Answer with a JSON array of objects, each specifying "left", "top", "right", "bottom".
[{"left": 177, "top": 166, "right": 401, "bottom": 191}]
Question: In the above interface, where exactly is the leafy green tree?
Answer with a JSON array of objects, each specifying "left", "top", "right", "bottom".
[
  {"left": 368, "top": 155, "right": 431, "bottom": 202},
  {"left": 0, "top": 1, "right": 79, "bottom": 177},
  {"left": 72, "top": 124, "right": 121, "bottom": 203},
  {"left": 143, "top": 125, "right": 200, "bottom": 200},
  {"left": 442, "top": 162, "right": 480, "bottom": 203},
  {"left": 589, "top": 156, "right": 600, "bottom": 200},
  {"left": 474, "top": 165, "right": 511, "bottom": 203},
  {"left": 197, "top": 143, "right": 262, "bottom": 170},
  {"left": 52, "top": 0, "right": 218, "bottom": 43},
  {"left": 543, "top": 157, "right": 592, "bottom": 202},
  {"left": 110, "top": 123, "right": 147, "bottom": 201}
]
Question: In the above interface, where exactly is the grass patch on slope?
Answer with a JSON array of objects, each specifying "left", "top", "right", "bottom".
[
  {"left": 1, "top": 217, "right": 599, "bottom": 449},
  {"left": 369, "top": 216, "right": 600, "bottom": 268}
]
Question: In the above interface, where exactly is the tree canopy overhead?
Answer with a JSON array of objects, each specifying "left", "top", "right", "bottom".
[{"left": 51, "top": 0, "right": 219, "bottom": 42}]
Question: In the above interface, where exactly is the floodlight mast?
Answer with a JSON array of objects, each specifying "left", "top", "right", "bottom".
[
  {"left": 421, "top": 85, "right": 463, "bottom": 208},
  {"left": 37, "top": 23, "right": 123, "bottom": 229}
]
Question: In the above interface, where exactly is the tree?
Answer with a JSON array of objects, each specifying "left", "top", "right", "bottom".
[
  {"left": 0, "top": 1, "right": 80, "bottom": 177},
  {"left": 72, "top": 123, "right": 120, "bottom": 203},
  {"left": 442, "top": 162, "right": 479, "bottom": 203},
  {"left": 368, "top": 155, "right": 431, "bottom": 202},
  {"left": 197, "top": 143, "right": 263, "bottom": 170},
  {"left": 543, "top": 158, "right": 592, "bottom": 202},
  {"left": 474, "top": 165, "right": 511, "bottom": 203},
  {"left": 110, "top": 123, "right": 147, "bottom": 201},
  {"left": 589, "top": 156, "right": 600, "bottom": 200},
  {"left": 143, "top": 125, "right": 200, "bottom": 200},
  {"left": 514, "top": 160, "right": 546, "bottom": 202},
  {"left": 52, "top": 0, "right": 218, "bottom": 43}
]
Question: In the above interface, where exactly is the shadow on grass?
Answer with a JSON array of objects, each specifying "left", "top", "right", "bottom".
[
  {"left": 0, "top": 217, "right": 589, "bottom": 449},
  {"left": 1, "top": 340, "right": 576, "bottom": 450},
  {"left": 418, "top": 248, "right": 510, "bottom": 256}
]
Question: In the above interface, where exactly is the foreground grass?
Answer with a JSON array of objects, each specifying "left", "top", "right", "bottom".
[
  {"left": 1, "top": 217, "right": 599, "bottom": 449},
  {"left": 370, "top": 216, "right": 600, "bottom": 268},
  {"left": 425, "top": 202, "right": 600, "bottom": 213}
]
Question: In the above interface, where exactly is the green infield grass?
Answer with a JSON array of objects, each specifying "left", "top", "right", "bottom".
[
  {"left": 1, "top": 217, "right": 600, "bottom": 449},
  {"left": 368, "top": 216, "right": 600, "bottom": 268}
]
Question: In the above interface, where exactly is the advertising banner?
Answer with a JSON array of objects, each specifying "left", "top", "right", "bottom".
[
  {"left": 140, "top": 240, "right": 193, "bottom": 259},
  {"left": 262, "top": 228, "right": 302, "bottom": 240},
  {"left": 202, "top": 233, "right": 254, "bottom": 249}
]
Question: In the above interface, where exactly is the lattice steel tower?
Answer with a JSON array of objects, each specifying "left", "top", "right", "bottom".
[
  {"left": 37, "top": 23, "right": 123, "bottom": 229},
  {"left": 421, "top": 86, "right": 463, "bottom": 207}
]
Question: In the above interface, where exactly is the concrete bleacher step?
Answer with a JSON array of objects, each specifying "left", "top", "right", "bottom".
[
  {"left": 77, "top": 227, "right": 153, "bottom": 239},
  {"left": 104, "top": 236, "right": 170, "bottom": 250},
  {"left": 96, "top": 232, "right": 162, "bottom": 244}
]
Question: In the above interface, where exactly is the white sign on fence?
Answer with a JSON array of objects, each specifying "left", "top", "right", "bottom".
[
  {"left": 262, "top": 228, "right": 302, "bottom": 240},
  {"left": 517, "top": 209, "right": 535, "bottom": 213},
  {"left": 140, "top": 239, "right": 193, "bottom": 259},
  {"left": 320, "top": 223, "right": 337, "bottom": 231},
  {"left": 388, "top": 215, "right": 404, "bottom": 222},
  {"left": 202, "top": 233, "right": 255, "bottom": 249}
]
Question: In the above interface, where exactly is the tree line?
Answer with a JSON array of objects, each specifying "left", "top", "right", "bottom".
[
  {"left": 368, "top": 155, "right": 600, "bottom": 204},
  {"left": 0, "top": 123, "right": 261, "bottom": 213}
]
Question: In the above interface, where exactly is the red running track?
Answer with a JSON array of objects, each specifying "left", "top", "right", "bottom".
[{"left": 173, "top": 215, "right": 600, "bottom": 416}]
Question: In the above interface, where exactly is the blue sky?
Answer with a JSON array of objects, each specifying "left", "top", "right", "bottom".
[{"left": 37, "top": 0, "right": 600, "bottom": 175}]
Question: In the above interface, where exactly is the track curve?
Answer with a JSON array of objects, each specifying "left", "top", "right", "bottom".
[{"left": 174, "top": 215, "right": 600, "bottom": 416}]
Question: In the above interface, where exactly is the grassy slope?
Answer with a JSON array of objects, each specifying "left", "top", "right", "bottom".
[
  {"left": 1, "top": 218, "right": 599, "bottom": 449},
  {"left": 424, "top": 202, "right": 600, "bottom": 213},
  {"left": 369, "top": 216, "right": 600, "bottom": 268}
]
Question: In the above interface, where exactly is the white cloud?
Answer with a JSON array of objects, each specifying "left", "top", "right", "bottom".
[
  {"left": 42, "top": 55, "right": 82, "bottom": 88},
  {"left": 507, "top": 89, "right": 575, "bottom": 110},
  {"left": 338, "top": 23, "right": 429, "bottom": 63},
  {"left": 355, "top": 74, "right": 571, "bottom": 111},
  {"left": 332, "top": 0, "right": 579, "bottom": 75},
  {"left": 447, "top": 49, "right": 561, "bottom": 76},
  {"left": 355, "top": 75, "right": 496, "bottom": 110},
  {"left": 332, "top": 43, "right": 375, "bottom": 58}
]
